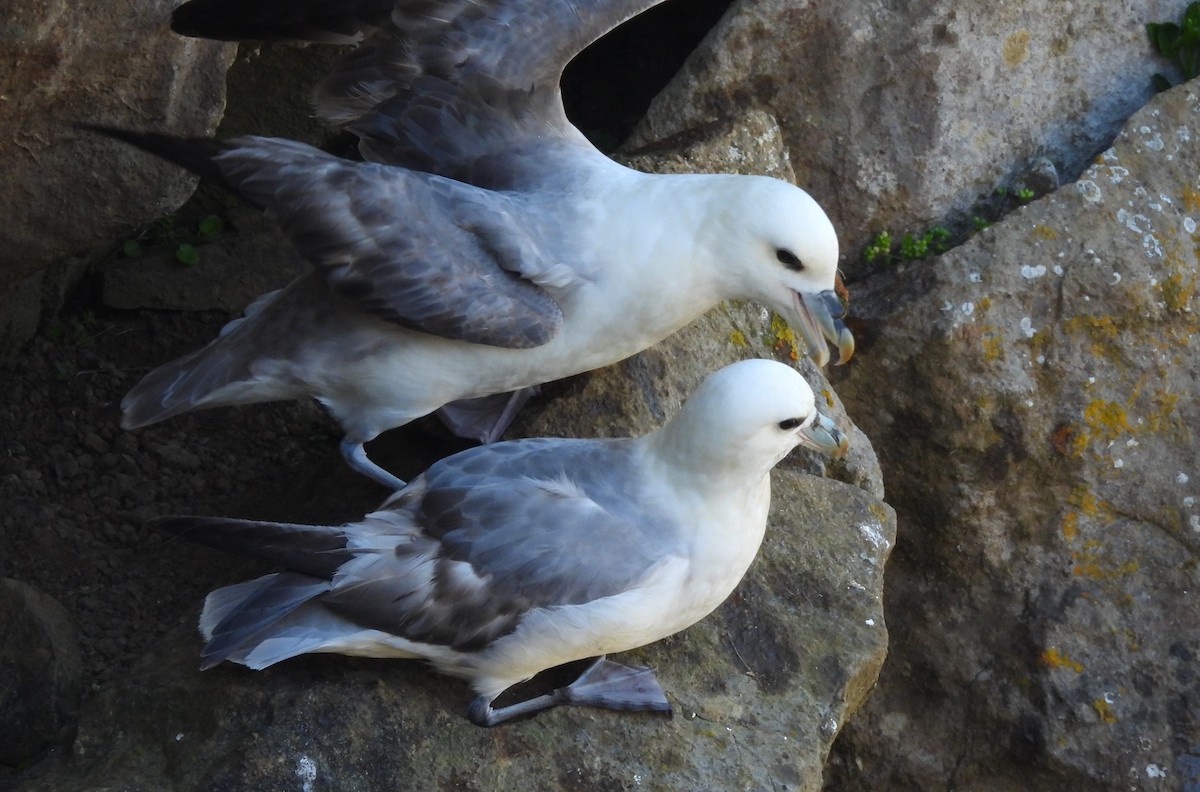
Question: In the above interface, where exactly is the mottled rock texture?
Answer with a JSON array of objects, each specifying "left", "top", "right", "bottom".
[
  {"left": 828, "top": 81, "right": 1199, "bottom": 791},
  {"left": 0, "top": 0, "right": 235, "bottom": 354},
  {"left": 631, "top": 0, "right": 1191, "bottom": 276}
]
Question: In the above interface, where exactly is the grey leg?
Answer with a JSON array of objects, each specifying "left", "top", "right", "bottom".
[
  {"left": 467, "top": 656, "right": 672, "bottom": 727},
  {"left": 340, "top": 438, "right": 406, "bottom": 490}
]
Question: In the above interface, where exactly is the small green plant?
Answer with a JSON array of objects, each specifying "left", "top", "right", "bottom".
[
  {"left": 864, "top": 226, "right": 951, "bottom": 265},
  {"left": 864, "top": 230, "right": 893, "bottom": 264},
  {"left": 122, "top": 213, "right": 224, "bottom": 265},
  {"left": 1016, "top": 187, "right": 1035, "bottom": 202},
  {"left": 973, "top": 215, "right": 992, "bottom": 231},
  {"left": 1147, "top": 2, "right": 1200, "bottom": 91}
]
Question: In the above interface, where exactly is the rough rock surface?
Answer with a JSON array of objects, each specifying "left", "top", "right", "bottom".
[
  {"left": 2, "top": 51, "right": 893, "bottom": 790},
  {"left": 827, "top": 81, "right": 1200, "bottom": 791},
  {"left": 12, "top": 474, "right": 892, "bottom": 792},
  {"left": 0, "top": 0, "right": 235, "bottom": 351},
  {"left": 0, "top": 578, "right": 82, "bottom": 768},
  {"left": 630, "top": 0, "right": 1190, "bottom": 275}
]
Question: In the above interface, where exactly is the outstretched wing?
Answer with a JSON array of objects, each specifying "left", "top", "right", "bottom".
[
  {"left": 87, "top": 126, "right": 573, "bottom": 348},
  {"left": 171, "top": 0, "right": 669, "bottom": 178}
]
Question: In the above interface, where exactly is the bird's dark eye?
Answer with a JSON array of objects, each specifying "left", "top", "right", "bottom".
[
  {"left": 778, "top": 417, "right": 802, "bottom": 430},
  {"left": 776, "top": 248, "right": 804, "bottom": 271}
]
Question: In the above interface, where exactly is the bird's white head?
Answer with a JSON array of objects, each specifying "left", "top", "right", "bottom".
[
  {"left": 652, "top": 359, "right": 848, "bottom": 484},
  {"left": 713, "top": 176, "right": 855, "bottom": 367}
]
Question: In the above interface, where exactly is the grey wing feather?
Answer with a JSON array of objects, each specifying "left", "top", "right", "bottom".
[
  {"left": 212, "top": 137, "right": 565, "bottom": 348},
  {"left": 172, "top": 0, "right": 395, "bottom": 43},
  {"left": 172, "top": 0, "right": 669, "bottom": 175}
]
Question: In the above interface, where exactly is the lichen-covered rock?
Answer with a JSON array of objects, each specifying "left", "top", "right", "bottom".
[
  {"left": 631, "top": 0, "right": 1187, "bottom": 276},
  {"left": 0, "top": 578, "right": 82, "bottom": 768},
  {"left": 828, "top": 81, "right": 1200, "bottom": 790}
]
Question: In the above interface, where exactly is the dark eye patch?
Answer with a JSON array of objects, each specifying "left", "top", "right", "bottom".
[
  {"left": 776, "top": 248, "right": 804, "bottom": 271},
  {"left": 777, "top": 417, "right": 802, "bottom": 430}
]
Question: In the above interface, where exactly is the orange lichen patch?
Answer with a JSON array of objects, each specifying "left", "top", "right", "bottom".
[
  {"left": 1067, "top": 487, "right": 1110, "bottom": 520},
  {"left": 1049, "top": 422, "right": 1085, "bottom": 457},
  {"left": 1082, "top": 398, "right": 1132, "bottom": 441},
  {"left": 1092, "top": 698, "right": 1118, "bottom": 724},
  {"left": 1063, "top": 314, "right": 1123, "bottom": 359},
  {"left": 728, "top": 328, "right": 748, "bottom": 347},
  {"left": 1032, "top": 224, "right": 1058, "bottom": 241},
  {"left": 770, "top": 314, "right": 800, "bottom": 361},
  {"left": 1145, "top": 390, "right": 1180, "bottom": 432},
  {"left": 1071, "top": 541, "right": 1140, "bottom": 579},
  {"left": 1181, "top": 184, "right": 1200, "bottom": 213},
  {"left": 981, "top": 331, "right": 1005, "bottom": 362},
  {"left": 1040, "top": 647, "right": 1084, "bottom": 672},
  {"left": 819, "top": 388, "right": 835, "bottom": 408},
  {"left": 1161, "top": 270, "right": 1196, "bottom": 313},
  {"left": 1061, "top": 510, "right": 1079, "bottom": 541}
]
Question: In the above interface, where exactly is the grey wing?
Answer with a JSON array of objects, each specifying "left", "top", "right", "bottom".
[
  {"left": 213, "top": 136, "right": 567, "bottom": 348},
  {"left": 321, "top": 452, "right": 679, "bottom": 651},
  {"left": 171, "top": 0, "right": 668, "bottom": 175}
]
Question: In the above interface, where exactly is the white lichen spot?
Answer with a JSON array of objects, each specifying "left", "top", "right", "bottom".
[
  {"left": 174, "top": 733, "right": 184, "bottom": 742},
  {"left": 1191, "top": 515, "right": 1200, "bottom": 533},
  {"left": 962, "top": 302, "right": 975, "bottom": 316},
  {"left": 865, "top": 618, "right": 876, "bottom": 626},
  {"left": 968, "top": 271, "right": 982, "bottom": 283},
  {"left": 1179, "top": 472, "right": 1191, "bottom": 485},
  {"left": 1107, "top": 165, "right": 1130, "bottom": 184},
  {"left": 942, "top": 300, "right": 954, "bottom": 312},
  {"left": 1126, "top": 438, "right": 1139, "bottom": 448},
  {"left": 1053, "top": 264, "right": 1064, "bottom": 275},
  {"left": 296, "top": 755, "right": 317, "bottom": 792},
  {"left": 1178, "top": 125, "right": 1193, "bottom": 143},
  {"left": 1076, "top": 180, "right": 1102, "bottom": 203},
  {"left": 1147, "top": 764, "right": 1168, "bottom": 779},
  {"left": 1185, "top": 217, "right": 1197, "bottom": 234},
  {"left": 1036, "top": 354, "right": 1046, "bottom": 364},
  {"left": 1021, "top": 264, "right": 1047, "bottom": 279},
  {"left": 859, "top": 523, "right": 891, "bottom": 552},
  {"left": 633, "top": 774, "right": 643, "bottom": 786},
  {"left": 1088, "top": 376, "right": 1096, "bottom": 384},
  {"left": 1114, "top": 458, "right": 1124, "bottom": 469},
  {"left": 1111, "top": 272, "right": 1121, "bottom": 285},
  {"left": 1020, "top": 317, "right": 1035, "bottom": 337}
]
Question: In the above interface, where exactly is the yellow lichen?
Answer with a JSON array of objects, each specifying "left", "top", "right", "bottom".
[
  {"left": 1092, "top": 698, "right": 1118, "bottom": 724},
  {"left": 1161, "top": 270, "right": 1196, "bottom": 313},
  {"left": 1181, "top": 184, "right": 1200, "bottom": 212},
  {"left": 981, "top": 332, "right": 1005, "bottom": 362},
  {"left": 1061, "top": 510, "right": 1079, "bottom": 540},
  {"left": 769, "top": 313, "right": 800, "bottom": 361},
  {"left": 819, "top": 388, "right": 835, "bottom": 408},
  {"left": 1082, "top": 399, "right": 1132, "bottom": 441},
  {"left": 1032, "top": 225, "right": 1058, "bottom": 240},
  {"left": 728, "top": 328, "right": 748, "bottom": 347},
  {"left": 1040, "top": 647, "right": 1083, "bottom": 672}
]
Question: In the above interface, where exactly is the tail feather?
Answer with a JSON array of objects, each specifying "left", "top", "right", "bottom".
[
  {"left": 153, "top": 515, "right": 354, "bottom": 579},
  {"left": 199, "top": 572, "right": 333, "bottom": 669},
  {"left": 120, "top": 343, "right": 255, "bottom": 430},
  {"left": 171, "top": 0, "right": 393, "bottom": 44},
  {"left": 77, "top": 123, "right": 231, "bottom": 188}
]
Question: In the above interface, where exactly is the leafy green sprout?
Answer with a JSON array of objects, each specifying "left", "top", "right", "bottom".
[
  {"left": 1147, "top": 2, "right": 1200, "bottom": 91},
  {"left": 122, "top": 214, "right": 224, "bottom": 265},
  {"left": 1016, "top": 187, "right": 1035, "bottom": 202},
  {"left": 864, "top": 226, "right": 951, "bottom": 265}
]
